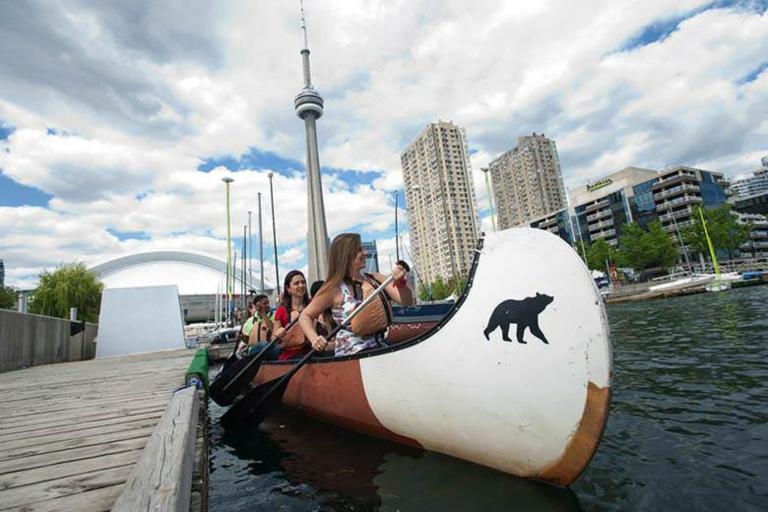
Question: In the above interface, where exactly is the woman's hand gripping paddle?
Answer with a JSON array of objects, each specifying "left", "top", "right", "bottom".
[
  {"left": 209, "top": 316, "right": 301, "bottom": 406},
  {"left": 221, "top": 274, "right": 397, "bottom": 430}
]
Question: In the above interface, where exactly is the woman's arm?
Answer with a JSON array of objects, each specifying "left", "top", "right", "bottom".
[
  {"left": 371, "top": 264, "right": 415, "bottom": 305},
  {"left": 272, "top": 306, "right": 287, "bottom": 339},
  {"left": 247, "top": 322, "right": 259, "bottom": 345},
  {"left": 299, "top": 290, "right": 337, "bottom": 351}
]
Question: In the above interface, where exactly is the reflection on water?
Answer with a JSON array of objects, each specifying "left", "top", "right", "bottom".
[
  {"left": 211, "top": 406, "right": 580, "bottom": 511},
  {"left": 210, "top": 286, "right": 768, "bottom": 511}
]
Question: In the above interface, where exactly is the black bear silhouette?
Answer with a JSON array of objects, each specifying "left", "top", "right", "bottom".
[{"left": 483, "top": 293, "right": 554, "bottom": 344}]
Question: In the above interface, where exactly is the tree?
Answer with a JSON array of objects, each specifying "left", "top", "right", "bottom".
[
  {"left": 646, "top": 221, "right": 679, "bottom": 269},
  {"left": 0, "top": 286, "right": 17, "bottom": 310},
  {"left": 618, "top": 221, "right": 678, "bottom": 271},
  {"left": 574, "top": 239, "right": 589, "bottom": 264},
  {"left": 586, "top": 239, "right": 615, "bottom": 271},
  {"left": 682, "top": 205, "right": 751, "bottom": 261},
  {"left": 28, "top": 263, "right": 103, "bottom": 322},
  {"left": 418, "top": 274, "right": 467, "bottom": 301}
]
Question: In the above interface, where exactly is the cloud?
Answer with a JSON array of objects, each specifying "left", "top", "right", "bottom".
[{"left": 1, "top": 0, "right": 766, "bottom": 289}]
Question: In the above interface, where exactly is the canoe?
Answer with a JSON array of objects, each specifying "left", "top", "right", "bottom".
[{"left": 241, "top": 228, "right": 612, "bottom": 486}]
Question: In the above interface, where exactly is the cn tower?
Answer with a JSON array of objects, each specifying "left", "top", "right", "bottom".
[{"left": 295, "top": 0, "right": 329, "bottom": 283}]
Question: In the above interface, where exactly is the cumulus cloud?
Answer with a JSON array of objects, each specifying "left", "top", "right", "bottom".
[{"left": 1, "top": 0, "right": 766, "bottom": 289}]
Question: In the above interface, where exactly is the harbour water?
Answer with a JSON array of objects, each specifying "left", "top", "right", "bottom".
[{"left": 209, "top": 286, "right": 768, "bottom": 511}]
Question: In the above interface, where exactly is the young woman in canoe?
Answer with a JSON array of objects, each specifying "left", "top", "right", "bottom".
[
  {"left": 299, "top": 233, "right": 415, "bottom": 356},
  {"left": 273, "top": 270, "right": 312, "bottom": 360}
]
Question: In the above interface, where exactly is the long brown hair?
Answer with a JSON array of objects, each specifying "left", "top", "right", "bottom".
[
  {"left": 280, "top": 269, "right": 309, "bottom": 312},
  {"left": 315, "top": 233, "right": 362, "bottom": 300}
]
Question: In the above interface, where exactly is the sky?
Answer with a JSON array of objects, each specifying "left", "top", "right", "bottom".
[{"left": 0, "top": 0, "right": 767, "bottom": 290}]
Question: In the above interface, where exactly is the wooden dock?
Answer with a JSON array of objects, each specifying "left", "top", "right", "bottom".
[{"left": 0, "top": 348, "right": 207, "bottom": 512}]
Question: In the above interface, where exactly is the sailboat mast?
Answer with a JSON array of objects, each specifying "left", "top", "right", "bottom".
[{"left": 698, "top": 206, "right": 720, "bottom": 278}]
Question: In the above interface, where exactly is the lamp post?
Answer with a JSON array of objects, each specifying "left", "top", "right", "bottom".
[
  {"left": 222, "top": 176, "right": 234, "bottom": 325},
  {"left": 410, "top": 184, "right": 432, "bottom": 293},
  {"left": 480, "top": 167, "right": 496, "bottom": 232},
  {"left": 258, "top": 192, "right": 265, "bottom": 293},
  {"left": 268, "top": 172, "right": 280, "bottom": 296},
  {"left": 248, "top": 210, "right": 252, "bottom": 293},
  {"left": 394, "top": 191, "right": 400, "bottom": 261}
]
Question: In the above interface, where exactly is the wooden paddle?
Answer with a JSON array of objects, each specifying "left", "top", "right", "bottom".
[
  {"left": 209, "top": 316, "right": 301, "bottom": 406},
  {"left": 221, "top": 274, "right": 397, "bottom": 430}
]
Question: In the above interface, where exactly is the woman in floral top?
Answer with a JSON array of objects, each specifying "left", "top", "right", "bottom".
[{"left": 299, "top": 233, "right": 415, "bottom": 356}]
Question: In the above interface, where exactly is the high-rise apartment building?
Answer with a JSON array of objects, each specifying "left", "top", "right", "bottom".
[
  {"left": 488, "top": 133, "right": 566, "bottom": 230},
  {"left": 402, "top": 121, "right": 479, "bottom": 285}
]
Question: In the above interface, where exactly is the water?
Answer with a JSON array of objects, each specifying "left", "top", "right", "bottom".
[{"left": 209, "top": 286, "right": 768, "bottom": 511}]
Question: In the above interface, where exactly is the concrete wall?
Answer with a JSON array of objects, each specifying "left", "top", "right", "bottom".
[{"left": 0, "top": 310, "right": 97, "bottom": 372}]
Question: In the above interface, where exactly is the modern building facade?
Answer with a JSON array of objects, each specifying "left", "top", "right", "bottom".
[
  {"left": 488, "top": 133, "right": 566, "bottom": 230},
  {"left": 402, "top": 121, "right": 480, "bottom": 284},
  {"left": 736, "top": 212, "right": 768, "bottom": 259},
  {"left": 528, "top": 208, "right": 573, "bottom": 244},
  {"left": 652, "top": 166, "right": 729, "bottom": 235},
  {"left": 570, "top": 167, "right": 658, "bottom": 246},
  {"left": 731, "top": 169, "right": 768, "bottom": 199}
]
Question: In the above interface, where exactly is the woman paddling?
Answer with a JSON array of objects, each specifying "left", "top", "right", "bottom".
[
  {"left": 273, "top": 270, "right": 312, "bottom": 360},
  {"left": 299, "top": 233, "right": 415, "bottom": 356}
]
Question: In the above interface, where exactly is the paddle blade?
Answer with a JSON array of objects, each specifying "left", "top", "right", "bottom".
[
  {"left": 209, "top": 352, "right": 264, "bottom": 406},
  {"left": 220, "top": 376, "right": 290, "bottom": 430}
]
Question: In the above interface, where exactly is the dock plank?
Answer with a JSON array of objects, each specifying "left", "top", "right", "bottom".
[
  {"left": 0, "top": 404, "right": 165, "bottom": 441},
  {"left": 0, "top": 450, "right": 140, "bottom": 490},
  {"left": 0, "top": 465, "right": 129, "bottom": 510},
  {"left": 0, "top": 348, "right": 200, "bottom": 511},
  {"left": 0, "top": 484, "right": 123, "bottom": 512}
]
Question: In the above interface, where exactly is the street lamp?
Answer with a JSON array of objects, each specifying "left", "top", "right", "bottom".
[
  {"left": 268, "top": 172, "right": 280, "bottom": 296},
  {"left": 394, "top": 190, "right": 400, "bottom": 261},
  {"left": 258, "top": 192, "right": 265, "bottom": 293},
  {"left": 247, "top": 210, "right": 252, "bottom": 293},
  {"left": 480, "top": 167, "right": 497, "bottom": 232},
  {"left": 222, "top": 176, "right": 234, "bottom": 325}
]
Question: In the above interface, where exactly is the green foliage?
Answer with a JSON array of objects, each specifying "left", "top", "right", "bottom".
[
  {"left": 586, "top": 239, "right": 614, "bottom": 271},
  {"left": 617, "top": 221, "right": 678, "bottom": 271},
  {"left": 28, "top": 263, "right": 103, "bottom": 322},
  {"left": 419, "top": 274, "right": 467, "bottom": 301},
  {"left": 0, "top": 286, "right": 17, "bottom": 310},
  {"left": 682, "top": 205, "right": 751, "bottom": 259}
]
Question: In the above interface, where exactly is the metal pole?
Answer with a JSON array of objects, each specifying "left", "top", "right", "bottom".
[
  {"left": 222, "top": 177, "right": 234, "bottom": 324},
  {"left": 268, "top": 172, "right": 280, "bottom": 296},
  {"left": 481, "top": 167, "right": 497, "bottom": 232},
  {"left": 248, "top": 211, "right": 252, "bottom": 293},
  {"left": 242, "top": 224, "right": 247, "bottom": 309},
  {"left": 258, "top": 192, "right": 265, "bottom": 293},
  {"left": 394, "top": 191, "right": 400, "bottom": 261},
  {"left": 671, "top": 210, "right": 693, "bottom": 274}
]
